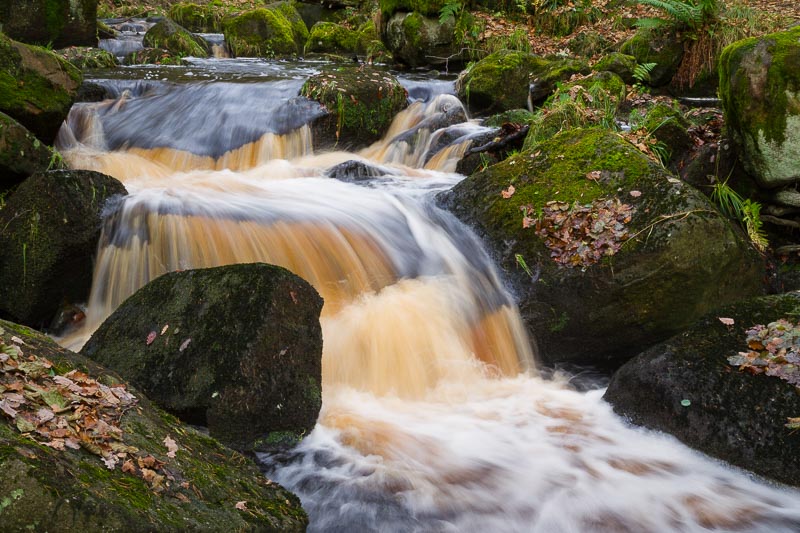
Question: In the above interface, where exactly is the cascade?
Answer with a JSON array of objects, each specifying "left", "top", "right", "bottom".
[{"left": 55, "top": 61, "right": 800, "bottom": 531}]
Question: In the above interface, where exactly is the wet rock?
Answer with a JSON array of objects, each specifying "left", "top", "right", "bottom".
[
  {"left": 0, "top": 0, "right": 97, "bottom": 48},
  {"left": 124, "top": 48, "right": 184, "bottom": 66},
  {"left": 81, "top": 263, "right": 324, "bottom": 453},
  {"left": 0, "top": 320, "right": 308, "bottom": 531},
  {"left": 0, "top": 170, "right": 127, "bottom": 328},
  {"left": 0, "top": 112, "right": 54, "bottom": 191},
  {"left": 455, "top": 50, "right": 589, "bottom": 115},
  {"left": 719, "top": 26, "right": 800, "bottom": 188},
  {"left": 326, "top": 159, "right": 390, "bottom": 181},
  {"left": 142, "top": 18, "right": 209, "bottom": 58},
  {"left": 383, "top": 11, "right": 456, "bottom": 69},
  {"left": 439, "top": 127, "right": 764, "bottom": 367},
  {"left": 300, "top": 65, "right": 408, "bottom": 150},
  {"left": 223, "top": 6, "right": 304, "bottom": 57},
  {"left": 0, "top": 33, "right": 82, "bottom": 143},
  {"left": 620, "top": 28, "right": 684, "bottom": 86},
  {"left": 604, "top": 292, "right": 800, "bottom": 487}
]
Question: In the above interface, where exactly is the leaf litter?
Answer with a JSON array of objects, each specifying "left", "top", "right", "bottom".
[{"left": 0, "top": 329, "right": 178, "bottom": 490}]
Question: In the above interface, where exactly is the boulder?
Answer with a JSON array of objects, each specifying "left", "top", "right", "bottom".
[
  {"left": 305, "top": 22, "right": 360, "bottom": 54},
  {"left": 223, "top": 7, "right": 301, "bottom": 57},
  {"left": 0, "top": 170, "right": 127, "bottom": 328},
  {"left": 439, "top": 127, "right": 764, "bottom": 367},
  {"left": 455, "top": 50, "right": 589, "bottom": 115},
  {"left": 81, "top": 263, "right": 324, "bottom": 452},
  {"left": 383, "top": 11, "right": 455, "bottom": 68},
  {"left": 0, "top": 112, "right": 54, "bottom": 191},
  {"left": 0, "top": 320, "right": 307, "bottom": 530},
  {"left": 379, "top": 0, "right": 445, "bottom": 19},
  {"left": 300, "top": 65, "right": 407, "bottom": 150},
  {"left": 604, "top": 292, "right": 800, "bottom": 487},
  {"left": 269, "top": 1, "right": 310, "bottom": 53},
  {"left": 56, "top": 46, "right": 118, "bottom": 69},
  {"left": 142, "top": 19, "right": 209, "bottom": 58},
  {"left": 643, "top": 101, "right": 693, "bottom": 170},
  {"left": 0, "top": 0, "right": 97, "bottom": 48},
  {"left": 719, "top": 26, "right": 800, "bottom": 188},
  {"left": 168, "top": 2, "right": 222, "bottom": 32},
  {"left": 620, "top": 28, "right": 684, "bottom": 86},
  {"left": 593, "top": 52, "right": 637, "bottom": 84},
  {"left": 0, "top": 33, "right": 82, "bottom": 143}
]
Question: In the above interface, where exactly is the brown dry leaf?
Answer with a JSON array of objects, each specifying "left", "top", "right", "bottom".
[
  {"left": 122, "top": 459, "right": 137, "bottom": 474},
  {"left": 235, "top": 501, "right": 248, "bottom": 511},
  {"left": 164, "top": 435, "right": 179, "bottom": 458},
  {"left": 146, "top": 331, "right": 157, "bottom": 345},
  {"left": 586, "top": 171, "right": 601, "bottom": 182},
  {"left": 629, "top": 190, "right": 642, "bottom": 198},
  {"left": 718, "top": 317, "right": 735, "bottom": 326},
  {"left": 501, "top": 185, "right": 516, "bottom": 199}
]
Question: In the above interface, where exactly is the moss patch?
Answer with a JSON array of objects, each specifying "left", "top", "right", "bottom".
[
  {"left": 223, "top": 8, "right": 298, "bottom": 58},
  {"left": 142, "top": 19, "right": 209, "bottom": 58}
]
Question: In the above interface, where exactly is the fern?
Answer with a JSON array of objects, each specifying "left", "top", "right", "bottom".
[
  {"left": 632, "top": 62, "right": 657, "bottom": 85},
  {"left": 742, "top": 200, "right": 768, "bottom": 252},
  {"left": 439, "top": 0, "right": 462, "bottom": 24},
  {"left": 711, "top": 179, "right": 767, "bottom": 251}
]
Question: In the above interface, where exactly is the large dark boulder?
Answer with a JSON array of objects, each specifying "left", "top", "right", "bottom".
[
  {"left": 604, "top": 292, "right": 800, "bottom": 487},
  {"left": 81, "top": 263, "right": 324, "bottom": 452},
  {"left": 719, "top": 26, "right": 800, "bottom": 188},
  {"left": 0, "top": 33, "right": 82, "bottom": 143},
  {"left": 383, "top": 11, "right": 456, "bottom": 68},
  {"left": 0, "top": 0, "right": 97, "bottom": 49},
  {"left": 0, "top": 170, "right": 126, "bottom": 328},
  {"left": 0, "top": 112, "right": 54, "bottom": 190},
  {"left": 0, "top": 320, "right": 307, "bottom": 531},
  {"left": 300, "top": 65, "right": 408, "bottom": 150},
  {"left": 142, "top": 18, "right": 209, "bottom": 58},
  {"left": 439, "top": 127, "right": 764, "bottom": 367},
  {"left": 455, "top": 50, "right": 589, "bottom": 115}
]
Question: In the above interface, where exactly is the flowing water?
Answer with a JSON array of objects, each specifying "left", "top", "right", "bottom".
[{"left": 56, "top": 59, "right": 800, "bottom": 531}]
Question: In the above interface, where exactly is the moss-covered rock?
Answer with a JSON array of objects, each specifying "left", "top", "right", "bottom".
[
  {"left": 593, "top": 52, "right": 637, "bottom": 84},
  {"left": 620, "top": 28, "right": 684, "bottom": 86},
  {"left": 142, "top": 18, "right": 209, "bottom": 58},
  {"left": 81, "top": 263, "right": 323, "bottom": 452},
  {"left": 168, "top": 2, "right": 221, "bottom": 32},
  {"left": 383, "top": 11, "right": 455, "bottom": 68},
  {"left": 300, "top": 65, "right": 408, "bottom": 150},
  {"left": 719, "top": 26, "right": 800, "bottom": 188},
  {"left": 643, "top": 101, "right": 692, "bottom": 169},
  {"left": 56, "top": 46, "right": 118, "bottom": 69},
  {"left": 269, "top": 1, "right": 310, "bottom": 53},
  {"left": 379, "top": 0, "right": 445, "bottom": 18},
  {"left": 0, "top": 320, "right": 307, "bottom": 531},
  {"left": 0, "top": 170, "right": 127, "bottom": 328},
  {"left": 305, "top": 22, "right": 359, "bottom": 54},
  {"left": 455, "top": 50, "right": 589, "bottom": 115},
  {"left": 124, "top": 48, "right": 185, "bottom": 66},
  {"left": 0, "top": 112, "right": 54, "bottom": 191},
  {"left": 567, "top": 29, "right": 611, "bottom": 58},
  {"left": 0, "top": 0, "right": 97, "bottom": 48},
  {"left": 223, "top": 8, "right": 299, "bottom": 57},
  {"left": 483, "top": 109, "right": 535, "bottom": 128},
  {"left": 0, "top": 33, "right": 82, "bottom": 143},
  {"left": 438, "top": 127, "right": 764, "bottom": 367},
  {"left": 604, "top": 292, "right": 800, "bottom": 487}
]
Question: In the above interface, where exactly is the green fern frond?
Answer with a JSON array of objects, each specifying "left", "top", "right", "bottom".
[
  {"left": 633, "top": 17, "right": 667, "bottom": 30},
  {"left": 632, "top": 62, "right": 657, "bottom": 84},
  {"left": 439, "top": 0, "right": 462, "bottom": 24}
]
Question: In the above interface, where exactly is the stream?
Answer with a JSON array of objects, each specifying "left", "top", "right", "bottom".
[{"left": 55, "top": 57, "right": 800, "bottom": 532}]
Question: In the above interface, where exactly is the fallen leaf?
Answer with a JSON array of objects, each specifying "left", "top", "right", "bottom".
[
  {"left": 122, "top": 459, "right": 137, "bottom": 474},
  {"left": 146, "top": 331, "right": 157, "bottom": 345},
  {"left": 102, "top": 455, "right": 118, "bottom": 470},
  {"left": 586, "top": 170, "right": 601, "bottom": 181},
  {"left": 501, "top": 185, "right": 516, "bottom": 199},
  {"left": 235, "top": 501, "right": 248, "bottom": 511},
  {"left": 179, "top": 338, "right": 191, "bottom": 352},
  {"left": 718, "top": 317, "right": 735, "bottom": 326},
  {"left": 164, "top": 435, "right": 178, "bottom": 458},
  {"left": 161, "top": 324, "right": 169, "bottom": 335},
  {"left": 629, "top": 190, "right": 642, "bottom": 198}
]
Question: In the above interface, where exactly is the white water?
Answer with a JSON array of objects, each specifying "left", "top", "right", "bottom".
[{"left": 56, "top": 61, "right": 800, "bottom": 531}]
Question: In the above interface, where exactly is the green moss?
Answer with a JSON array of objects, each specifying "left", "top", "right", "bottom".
[
  {"left": 143, "top": 19, "right": 209, "bottom": 58},
  {"left": 593, "top": 52, "right": 637, "bottom": 84},
  {"left": 223, "top": 8, "right": 297, "bottom": 57},
  {"left": 168, "top": 3, "right": 221, "bottom": 32},
  {"left": 305, "top": 22, "right": 359, "bottom": 54},
  {"left": 484, "top": 109, "right": 535, "bottom": 127},
  {"left": 270, "top": 1, "right": 309, "bottom": 52},
  {"left": 620, "top": 28, "right": 684, "bottom": 86},
  {"left": 380, "top": 0, "right": 446, "bottom": 18}
]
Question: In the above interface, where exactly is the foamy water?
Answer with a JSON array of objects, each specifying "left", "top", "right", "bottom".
[{"left": 55, "top": 62, "right": 800, "bottom": 531}]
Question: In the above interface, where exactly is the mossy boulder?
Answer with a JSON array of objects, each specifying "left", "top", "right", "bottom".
[
  {"left": 439, "top": 127, "right": 764, "bottom": 367},
  {"left": 719, "top": 26, "right": 800, "bottom": 188},
  {"left": 483, "top": 109, "right": 535, "bottom": 128},
  {"left": 305, "top": 22, "right": 359, "bottom": 54},
  {"left": 124, "top": 48, "right": 184, "bottom": 66},
  {"left": 300, "top": 65, "right": 408, "bottom": 150},
  {"left": 379, "top": 0, "right": 445, "bottom": 18},
  {"left": 56, "top": 46, "right": 118, "bottom": 69},
  {"left": 620, "top": 28, "right": 684, "bottom": 86},
  {"left": 0, "top": 112, "right": 54, "bottom": 190},
  {"left": 168, "top": 2, "right": 221, "bottom": 32},
  {"left": 81, "top": 263, "right": 323, "bottom": 452},
  {"left": 0, "top": 170, "right": 126, "bottom": 328},
  {"left": 455, "top": 50, "right": 589, "bottom": 115},
  {"left": 0, "top": 33, "right": 82, "bottom": 144},
  {"left": 223, "top": 8, "right": 300, "bottom": 57},
  {"left": 383, "top": 11, "right": 455, "bottom": 68},
  {"left": 604, "top": 292, "right": 800, "bottom": 487},
  {"left": 0, "top": 0, "right": 97, "bottom": 48},
  {"left": 567, "top": 30, "right": 611, "bottom": 58},
  {"left": 142, "top": 18, "right": 209, "bottom": 58},
  {"left": 269, "top": 1, "right": 310, "bottom": 53},
  {"left": 0, "top": 320, "right": 307, "bottom": 531},
  {"left": 593, "top": 52, "right": 637, "bottom": 84},
  {"left": 643, "top": 101, "right": 692, "bottom": 169}
]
